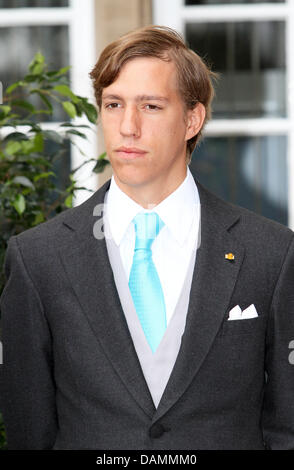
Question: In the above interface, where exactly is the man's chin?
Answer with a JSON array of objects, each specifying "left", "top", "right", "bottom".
[{"left": 113, "top": 170, "right": 152, "bottom": 190}]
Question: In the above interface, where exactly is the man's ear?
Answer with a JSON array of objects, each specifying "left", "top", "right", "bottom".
[{"left": 185, "top": 102, "right": 206, "bottom": 141}]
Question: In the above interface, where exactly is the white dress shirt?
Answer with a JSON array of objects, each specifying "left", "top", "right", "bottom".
[{"left": 103, "top": 167, "right": 200, "bottom": 325}]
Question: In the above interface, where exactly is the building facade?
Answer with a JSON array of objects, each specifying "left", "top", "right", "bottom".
[{"left": 0, "top": 0, "right": 293, "bottom": 228}]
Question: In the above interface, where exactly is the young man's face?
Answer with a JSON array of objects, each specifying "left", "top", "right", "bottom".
[{"left": 100, "top": 56, "right": 204, "bottom": 200}]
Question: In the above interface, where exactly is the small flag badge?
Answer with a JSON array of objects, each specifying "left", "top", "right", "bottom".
[{"left": 225, "top": 253, "right": 235, "bottom": 261}]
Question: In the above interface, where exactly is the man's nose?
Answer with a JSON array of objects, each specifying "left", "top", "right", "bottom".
[{"left": 120, "top": 106, "right": 140, "bottom": 138}]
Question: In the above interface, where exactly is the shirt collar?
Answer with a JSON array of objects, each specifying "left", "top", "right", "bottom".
[{"left": 104, "top": 167, "right": 200, "bottom": 246}]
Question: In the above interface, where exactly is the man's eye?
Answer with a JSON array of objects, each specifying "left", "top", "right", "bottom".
[
  {"left": 105, "top": 103, "right": 120, "bottom": 109},
  {"left": 145, "top": 104, "right": 161, "bottom": 111}
]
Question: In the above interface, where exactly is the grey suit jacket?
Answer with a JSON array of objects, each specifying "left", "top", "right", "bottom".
[{"left": 0, "top": 177, "right": 294, "bottom": 450}]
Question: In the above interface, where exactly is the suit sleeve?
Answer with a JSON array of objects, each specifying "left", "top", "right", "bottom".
[
  {"left": 262, "top": 236, "right": 294, "bottom": 449},
  {"left": 0, "top": 235, "right": 58, "bottom": 449}
]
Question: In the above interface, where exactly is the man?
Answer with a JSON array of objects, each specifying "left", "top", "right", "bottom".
[{"left": 0, "top": 25, "right": 294, "bottom": 450}]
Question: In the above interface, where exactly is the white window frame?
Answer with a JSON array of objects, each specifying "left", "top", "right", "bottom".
[
  {"left": 0, "top": 0, "right": 97, "bottom": 206},
  {"left": 153, "top": 0, "right": 294, "bottom": 229}
]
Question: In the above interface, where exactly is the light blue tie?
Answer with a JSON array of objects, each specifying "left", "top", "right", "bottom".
[{"left": 128, "top": 212, "right": 167, "bottom": 353}]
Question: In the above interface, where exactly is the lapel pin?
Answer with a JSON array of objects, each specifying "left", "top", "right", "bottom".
[{"left": 225, "top": 252, "right": 235, "bottom": 261}]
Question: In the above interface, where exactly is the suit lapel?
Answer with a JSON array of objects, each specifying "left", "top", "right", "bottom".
[
  {"left": 59, "top": 180, "right": 156, "bottom": 418},
  {"left": 59, "top": 177, "right": 245, "bottom": 422},
  {"left": 152, "top": 181, "right": 245, "bottom": 422}
]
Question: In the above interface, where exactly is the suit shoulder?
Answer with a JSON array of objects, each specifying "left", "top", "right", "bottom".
[
  {"left": 234, "top": 201, "right": 292, "bottom": 241},
  {"left": 200, "top": 183, "right": 293, "bottom": 245},
  {"left": 224, "top": 202, "right": 293, "bottom": 261},
  {"left": 14, "top": 205, "right": 75, "bottom": 247},
  {"left": 11, "top": 183, "right": 107, "bottom": 249}
]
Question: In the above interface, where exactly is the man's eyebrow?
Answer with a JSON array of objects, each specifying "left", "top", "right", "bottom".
[
  {"left": 101, "top": 94, "right": 169, "bottom": 102},
  {"left": 135, "top": 95, "right": 169, "bottom": 103},
  {"left": 101, "top": 94, "right": 122, "bottom": 101}
]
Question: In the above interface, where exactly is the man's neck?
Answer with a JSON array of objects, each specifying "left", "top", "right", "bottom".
[{"left": 113, "top": 167, "right": 188, "bottom": 209}]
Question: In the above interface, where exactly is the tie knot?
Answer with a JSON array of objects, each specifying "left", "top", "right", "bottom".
[{"left": 133, "top": 212, "right": 164, "bottom": 250}]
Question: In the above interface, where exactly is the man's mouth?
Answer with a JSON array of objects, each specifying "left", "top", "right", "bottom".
[{"left": 115, "top": 147, "right": 147, "bottom": 160}]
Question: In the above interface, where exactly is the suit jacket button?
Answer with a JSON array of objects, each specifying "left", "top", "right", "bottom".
[{"left": 149, "top": 423, "right": 165, "bottom": 439}]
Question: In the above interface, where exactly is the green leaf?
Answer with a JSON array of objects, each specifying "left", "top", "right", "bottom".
[
  {"left": 3, "top": 132, "right": 29, "bottom": 142},
  {"left": 32, "top": 212, "right": 45, "bottom": 226},
  {"left": 30, "top": 90, "right": 53, "bottom": 112},
  {"left": 28, "top": 123, "right": 42, "bottom": 133},
  {"left": 27, "top": 156, "right": 51, "bottom": 167},
  {"left": 73, "top": 102, "right": 83, "bottom": 117},
  {"left": 92, "top": 158, "right": 110, "bottom": 173},
  {"left": 20, "top": 139, "right": 36, "bottom": 155},
  {"left": 11, "top": 99, "right": 36, "bottom": 113},
  {"left": 43, "top": 130, "right": 64, "bottom": 144},
  {"left": 5, "top": 82, "right": 19, "bottom": 94},
  {"left": 53, "top": 85, "right": 80, "bottom": 104},
  {"left": 58, "top": 66, "right": 71, "bottom": 75},
  {"left": 64, "top": 194, "right": 73, "bottom": 208},
  {"left": 12, "top": 134, "right": 44, "bottom": 155},
  {"left": 98, "top": 152, "right": 107, "bottom": 160},
  {"left": 33, "top": 171, "right": 55, "bottom": 182},
  {"left": 0, "top": 105, "right": 11, "bottom": 117},
  {"left": 38, "top": 93, "right": 53, "bottom": 112},
  {"left": 72, "top": 186, "right": 93, "bottom": 192},
  {"left": 29, "top": 52, "right": 45, "bottom": 75},
  {"left": 32, "top": 109, "right": 52, "bottom": 116},
  {"left": 23, "top": 74, "right": 39, "bottom": 83},
  {"left": 62, "top": 101, "right": 77, "bottom": 119},
  {"left": 12, "top": 194, "right": 26, "bottom": 215},
  {"left": 46, "top": 66, "right": 71, "bottom": 79},
  {"left": 34, "top": 133, "right": 44, "bottom": 153},
  {"left": 12, "top": 176, "right": 35, "bottom": 189},
  {"left": 5, "top": 141, "right": 22, "bottom": 155},
  {"left": 59, "top": 123, "right": 90, "bottom": 129},
  {"left": 5, "top": 81, "right": 26, "bottom": 94},
  {"left": 81, "top": 101, "right": 97, "bottom": 124},
  {"left": 35, "top": 51, "right": 45, "bottom": 64},
  {"left": 65, "top": 129, "right": 87, "bottom": 139},
  {"left": 21, "top": 188, "right": 32, "bottom": 196}
]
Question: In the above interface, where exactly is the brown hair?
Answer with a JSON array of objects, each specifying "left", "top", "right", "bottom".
[{"left": 90, "top": 25, "right": 216, "bottom": 163}]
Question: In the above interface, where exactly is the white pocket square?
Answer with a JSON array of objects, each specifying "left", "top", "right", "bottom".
[{"left": 228, "top": 304, "right": 258, "bottom": 321}]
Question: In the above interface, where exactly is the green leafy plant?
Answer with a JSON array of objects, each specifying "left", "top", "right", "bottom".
[
  {"left": 0, "top": 52, "right": 110, "bottom": 449},
  {"left": 0, "top": 51, "right": 109, "bottom": 296}
]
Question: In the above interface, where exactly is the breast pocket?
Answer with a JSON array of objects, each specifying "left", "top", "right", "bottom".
[{"left": 220, "top": 313, "right": 268, "bottom": 336}]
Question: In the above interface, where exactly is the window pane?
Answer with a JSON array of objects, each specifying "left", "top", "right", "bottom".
[
  {"left": 0, "top": 25, "right": 69, "bottom": 121},
  {"left": 190, "top": 136, "right": 288, "bottom": 225},
  {"left": 186, "top": 21, "right": 286, "bottom": 118},
  {"left": 0, "top": 0, "right": 68, "bottom": 7},
  {"left": 185, "top": 0, "right": 284, "bottom": 4}
]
